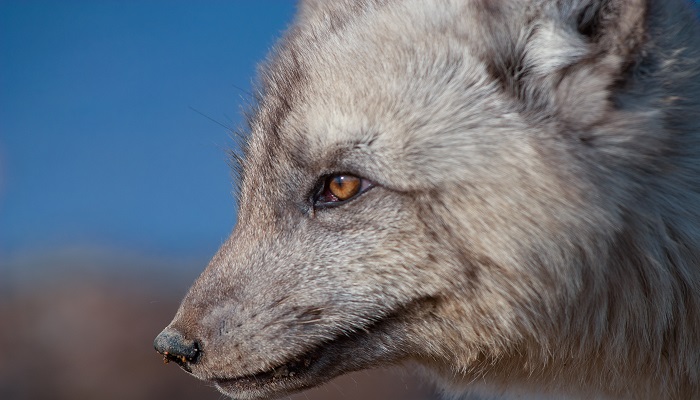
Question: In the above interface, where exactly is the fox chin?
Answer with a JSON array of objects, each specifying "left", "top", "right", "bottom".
[{"left": 155, "top": 0, "right": 700, "bottom": 399}]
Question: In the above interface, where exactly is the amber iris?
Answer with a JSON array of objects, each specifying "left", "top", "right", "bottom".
[{"left": 328, "top": 175, "right": 361, "bottom": 201}]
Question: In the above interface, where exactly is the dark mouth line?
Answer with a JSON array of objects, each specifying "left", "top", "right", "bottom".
[
  {"left": 213, "top": 313, "right": 390, "bottom": 389},
  {"left": 214, "top": 345, "right": 324, "bottom": 388},
  {"left": 214, "top": 296, "right": 439, "bottom": 391}
]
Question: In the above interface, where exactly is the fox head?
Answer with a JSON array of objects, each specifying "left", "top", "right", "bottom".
[{"left": 155, "top": 0, "right": 700, "bottom": 399}]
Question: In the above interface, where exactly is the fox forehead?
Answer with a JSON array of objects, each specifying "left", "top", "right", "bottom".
[{"left": 244, "top": 3, "right": 529, "bottom": 194}]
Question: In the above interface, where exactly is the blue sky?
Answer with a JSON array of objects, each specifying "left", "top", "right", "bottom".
[{"left": 0, "top": 2, "right": 297, "bottom": 265}]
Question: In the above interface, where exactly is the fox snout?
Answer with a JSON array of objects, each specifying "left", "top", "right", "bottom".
[{"left": 153, "top": 327, "right": 201, "bottom": 372}]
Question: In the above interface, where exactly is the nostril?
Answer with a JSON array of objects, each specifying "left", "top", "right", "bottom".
[{"left": 154, "top": 328, "right": 202, "bottom": 370}]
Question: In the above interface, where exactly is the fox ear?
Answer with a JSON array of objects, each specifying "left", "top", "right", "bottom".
[{"left": 496, "top": 0, "right": 648, "bottom": 126}]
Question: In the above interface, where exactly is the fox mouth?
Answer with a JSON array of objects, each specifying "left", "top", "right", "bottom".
[
  {"left": 212, "top": 345, "right": 327, "bottom": 395},
  {"left": 210, "top": 297, "right": 437, "bottom": 399},
  {"left": 211, "top": 319, "right": 393, "bottom": 399}
]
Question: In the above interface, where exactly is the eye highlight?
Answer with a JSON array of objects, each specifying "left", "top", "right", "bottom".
[{"left": 314, "top": 174, "right": 373, "bottom": 208}]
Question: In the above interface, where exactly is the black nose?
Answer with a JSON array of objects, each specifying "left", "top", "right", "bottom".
[{"left": 154, "top": 328, "right": 201, "bottom": 371}]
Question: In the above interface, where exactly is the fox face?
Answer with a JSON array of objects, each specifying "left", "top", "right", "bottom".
[
  {"left": 155, "top": 0, "right": 700, "bottom": 399},
  {"left": 159, "top": 28, "right": 551, "bottom": 398}
]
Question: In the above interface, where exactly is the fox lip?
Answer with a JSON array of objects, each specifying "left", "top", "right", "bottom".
[
  {"left": 212, "top": 346, "right": 326, "bottom": 397},
  {"left": 210, "top": 311, "right": 399, "bottom": 399},
  {"left": 208, "top": 319, "right": 366, "bottom": 397},
  {"left": 211, "top": 330, "right": 378, "bottom": 400},
  {"left": 209, "top": 297, "right": 437, "bottom": 399}
]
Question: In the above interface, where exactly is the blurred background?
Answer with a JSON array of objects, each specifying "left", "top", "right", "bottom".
[{"left": 0, "top": 1, "right": 439, "bottom": 399}]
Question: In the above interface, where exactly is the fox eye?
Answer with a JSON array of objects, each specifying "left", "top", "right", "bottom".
[{"left": 314, "top": 174, "right": 373, "bottom": 207}]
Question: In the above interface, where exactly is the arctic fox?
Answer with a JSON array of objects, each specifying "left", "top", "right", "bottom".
[{"left": 155, "top": 0, "right": 700, "bottom": 399}]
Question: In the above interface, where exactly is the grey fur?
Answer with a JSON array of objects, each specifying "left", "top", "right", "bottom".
[{"left": 157, "top": 0, "right": 700, "bottom": 399}]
